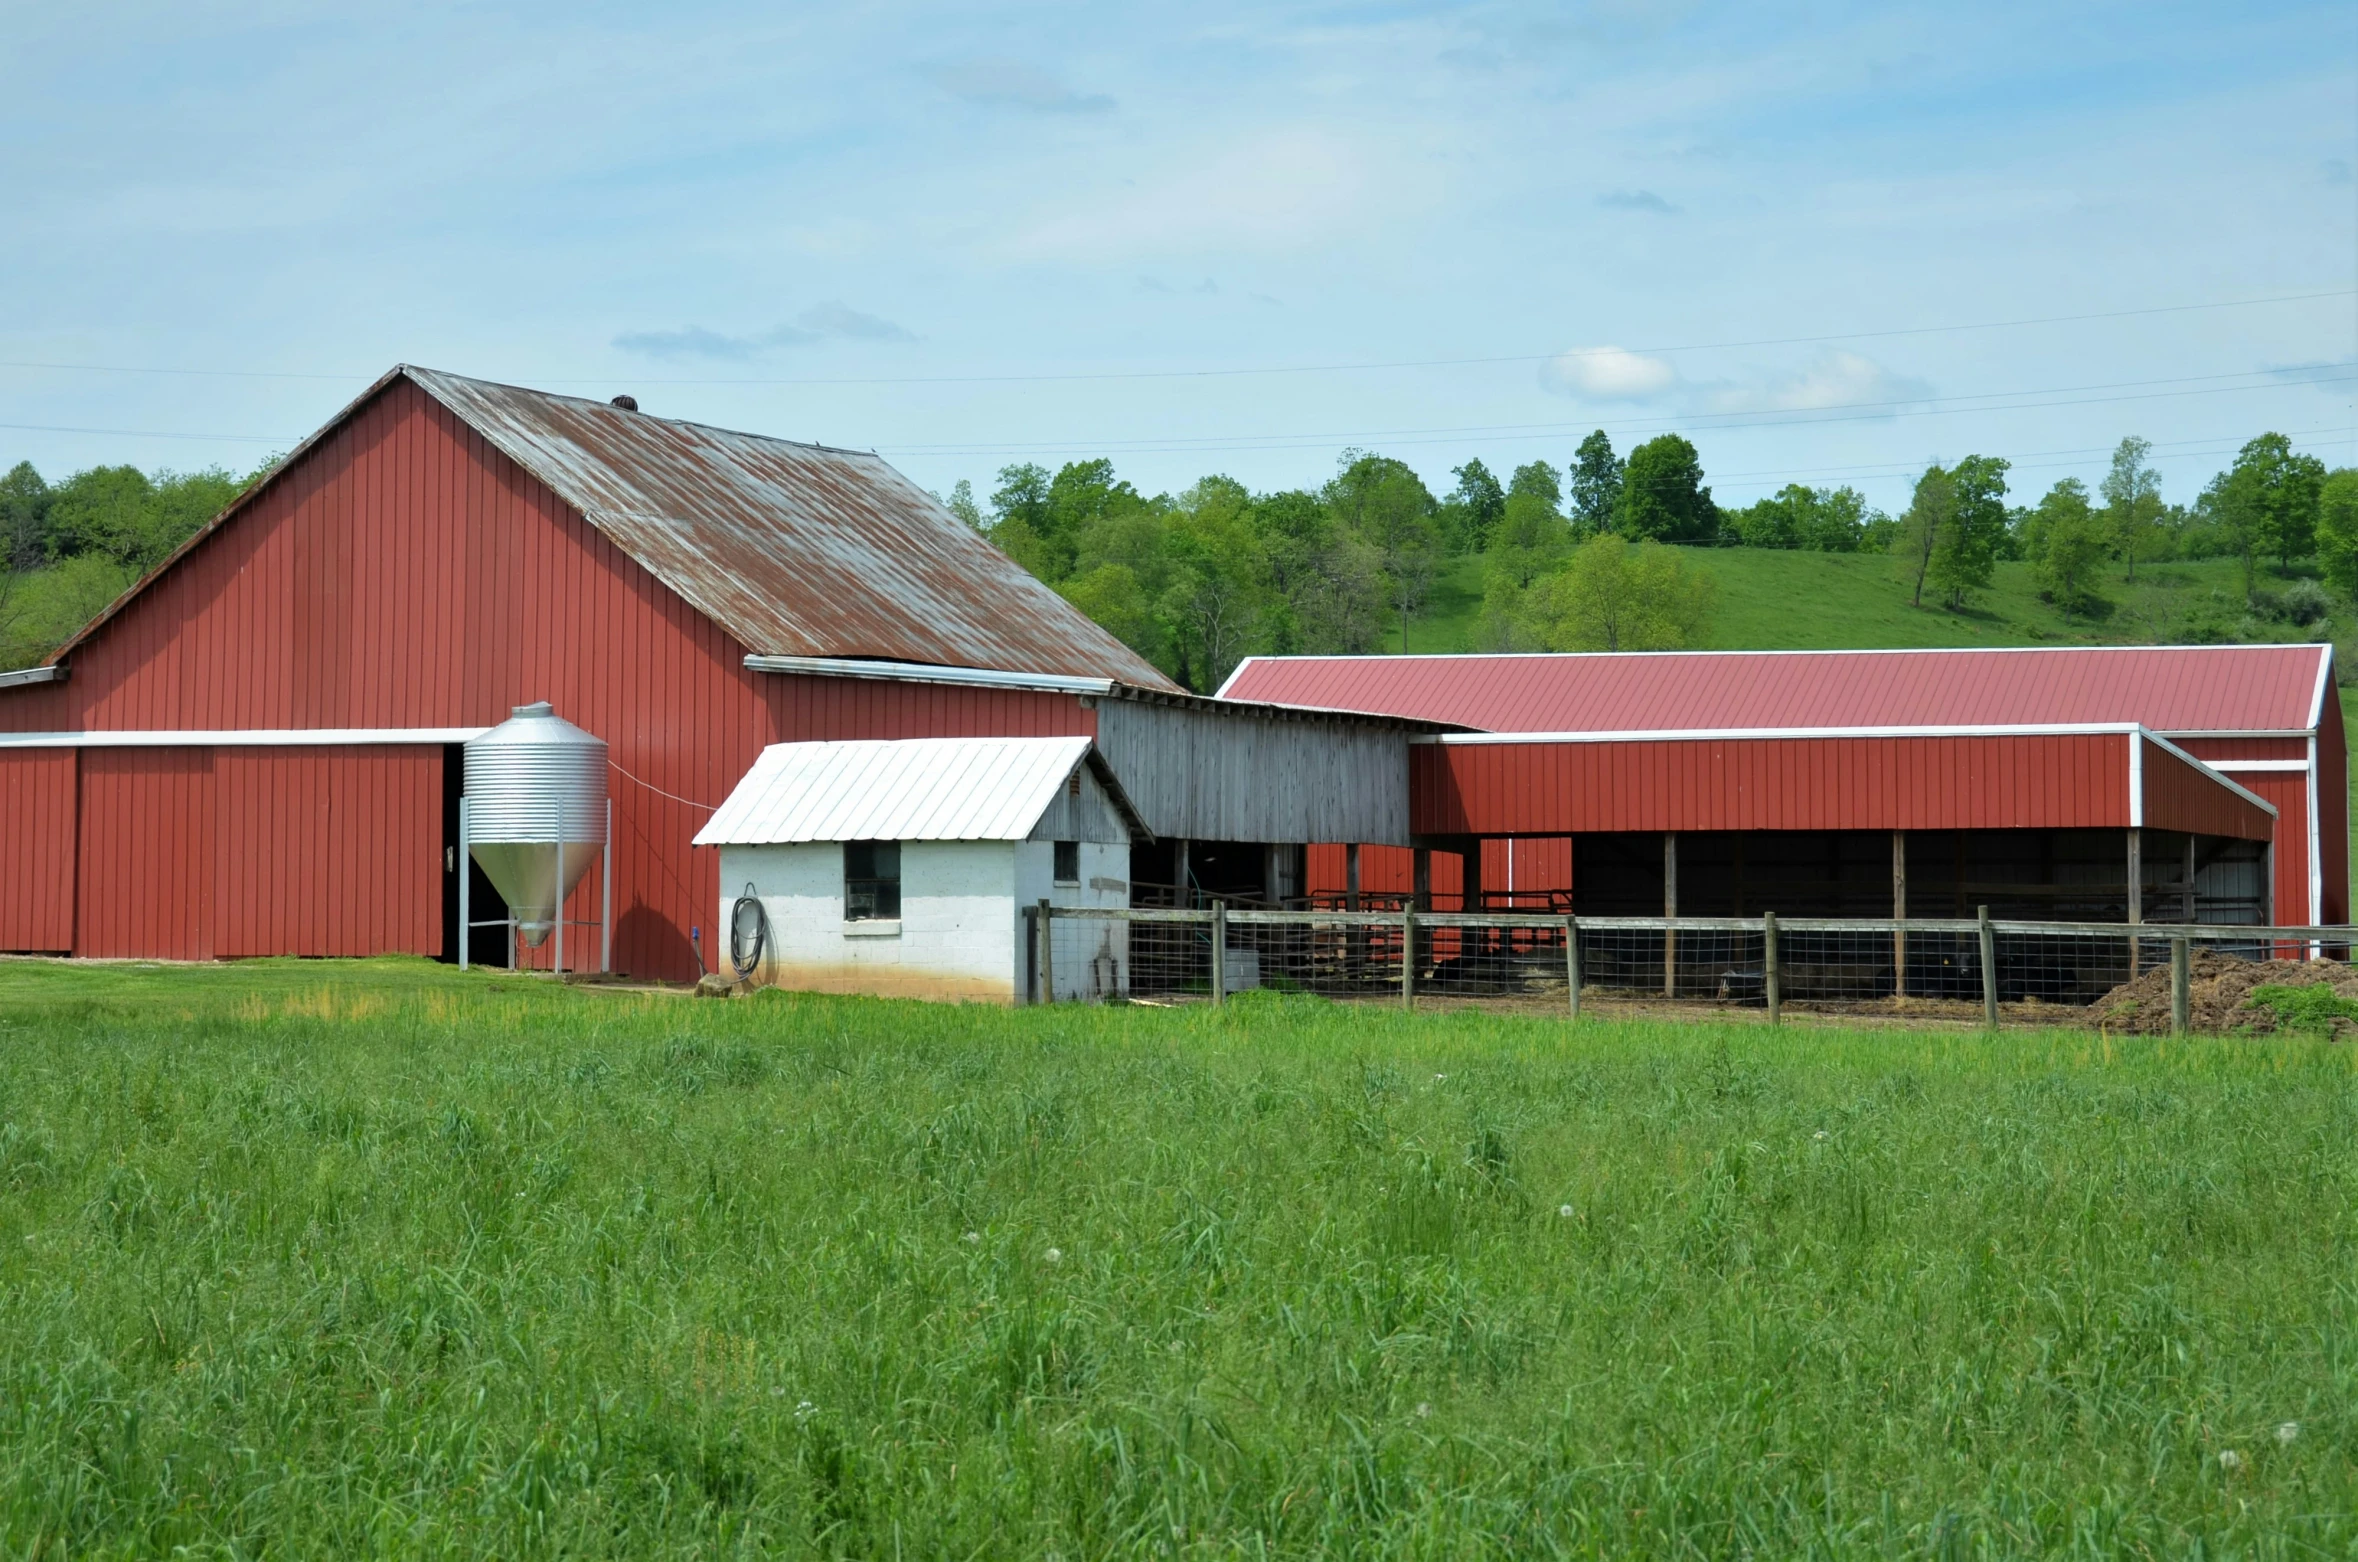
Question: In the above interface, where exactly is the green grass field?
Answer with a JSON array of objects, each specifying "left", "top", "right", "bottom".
[
  {"left": 2, "top": 957, "right": 2354, "bottom": 1556},
  {"left": 1412, "top": 550, "right": 2298, "bottom": 655}
]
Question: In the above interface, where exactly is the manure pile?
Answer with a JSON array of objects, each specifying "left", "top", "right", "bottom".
[{"left": 2095, "top": 949, "right": 2358, "bottom": 1035}]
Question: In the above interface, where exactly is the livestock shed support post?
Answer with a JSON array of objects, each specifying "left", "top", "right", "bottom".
[
  {"left": 1891, "top": 831, "right": 1907, "bottom": 1001},
  {"left": 1978, "top": 905, "right": 1998, "bottom": 1029},
  {"left": 1345, "top": 844, "right": 1361, "bottom": 911},
  {"left": 1172, "top": 840, "right": 1190, "bottom": 908},
  {"left": 2182, "top": 833, "right": 2197, "bottom": 922},
  {"left": 1663, "top": 831, "right": 1678, "bottom": 999},
  {"left": 458, "top": 798, "right": 471, "bottom": 972},
  {"left": 2170, "top": 937, "right": 2191, "bottom": 1035},
  {"left": 1412, "top": 848, "right": 1431, "bottom": 912},
  {"left": 1763, "top": 911, "right": 1781, "bottom": 1026},
  {"left": 2127, "top": 827, "right": 2143, "bottom": 978}
]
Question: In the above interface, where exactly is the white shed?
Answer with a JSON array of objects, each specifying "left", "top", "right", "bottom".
[{"left": 693, "top": 736, "right": 1148, "bottom": 1003}]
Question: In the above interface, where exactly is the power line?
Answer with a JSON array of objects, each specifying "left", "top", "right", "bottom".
[
  {"left": 877, "top": 363, "right": 2358, "bottom": 457},
  {"left": 0, "top": 288, "right": 2348, "bottom": 390}
]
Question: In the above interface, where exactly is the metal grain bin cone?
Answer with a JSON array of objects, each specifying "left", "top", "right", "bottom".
[{"left": 464, "top": 702, "right": 609, "bottom": 947}]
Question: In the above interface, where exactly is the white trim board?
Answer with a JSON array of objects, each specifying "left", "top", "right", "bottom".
[{"left": 0, "top": 727, "right": 489, "bottom": 749}]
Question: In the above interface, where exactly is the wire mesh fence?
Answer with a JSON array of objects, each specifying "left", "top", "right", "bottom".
[{"left": 1029, "top": 903, "right": 2353, "bottom": 1031}]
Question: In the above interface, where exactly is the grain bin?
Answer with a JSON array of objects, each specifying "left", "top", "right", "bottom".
[{"left": 461, "top": 702, "right": 609, "bottom": 962}]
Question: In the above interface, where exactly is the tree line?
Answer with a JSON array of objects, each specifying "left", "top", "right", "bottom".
[
  {"left": 2, "top": 428, "right": 2349, "bottom": 687},
  {"left": 0, "top": 460, "right": 257, "bottom": 670}
]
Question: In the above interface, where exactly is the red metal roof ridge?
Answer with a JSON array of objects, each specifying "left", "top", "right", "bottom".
[{"left": 400, "top": 365, "right": 887, "bottom": 460}]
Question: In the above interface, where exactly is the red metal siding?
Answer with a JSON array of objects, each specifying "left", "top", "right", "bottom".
[
  {"left": 2319, "top": 694, "right": 2349, "bottom": 924},
  {"left": 0, "top": 750, "right": 77, "bottom": 951},
  {"left": 0, "top": 380, "right": 1089, "bottom": 979},
  {"left": 2140, "top": 741, "right": 2276, "bottom": 843},
  {"left": 1414, "top": 733, "right": 2138, "bottom": 837},
  {"left": 213, "top": 747, "right": 443, "bottom": 957},
  {"left": 78, "top": 749, "right": 214, "bottom": 959}
]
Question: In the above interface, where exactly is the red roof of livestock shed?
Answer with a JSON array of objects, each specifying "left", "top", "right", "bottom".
[{"left": 1220, "top": 646, "right": 2336, "bottom": 738}]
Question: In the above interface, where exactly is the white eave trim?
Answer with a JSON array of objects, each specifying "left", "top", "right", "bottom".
[
  {"left": 0, "top": 727, "right": 489, "bottom": 749},
  {"left": 2311, "top": 644, "right": 2336, "bottom": 731},
  {"left": 1424, "top": 720, "right": 2164, "bottom": 744},
  {"left": 744, "top": 653, "right": 1113, "bottom": 697},
  {"left": 2128, "top": 729, "right": 2144, "bottom": 827},
  {"left": 0, "top": 665, "right": 64, "bottom": 690}
]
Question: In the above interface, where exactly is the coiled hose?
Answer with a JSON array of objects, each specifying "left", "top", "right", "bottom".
[{"left": 729, "top": 883, "right": 769, "bottom": 983}]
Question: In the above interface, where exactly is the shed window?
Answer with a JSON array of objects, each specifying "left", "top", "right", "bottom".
[
  {"left": 844, "top": 840, "right": 901, "bottom": 920},
  {"left": 1053, "top": 840, "right": 1080, "bottom": 885}
]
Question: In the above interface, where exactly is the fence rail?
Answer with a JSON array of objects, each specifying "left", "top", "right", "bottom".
[{"left": 1023, "top": 901, "right": 2351, "bottom": 1033}]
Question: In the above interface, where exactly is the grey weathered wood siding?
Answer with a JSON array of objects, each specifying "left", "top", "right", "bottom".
[
  {"left": 1089, "top": 698, "right": 1411, "bottom": 845},
  {"left": 1026, "top": 762, "right": 1130, "bottom": 844}
]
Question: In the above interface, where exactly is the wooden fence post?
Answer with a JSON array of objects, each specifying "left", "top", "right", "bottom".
[
  {"left": 1565, "top": 916, "right": 1581, "bottom": 1021},
  {"left": 1763, "top": 910, "right": 1781, "bottom": 1026},
  {"left": 1401, "top": 906, "right": 1417, "bottom": 1012},
  {"left": 1038, "top": 898, "right": 1054, "bottom": 1005},
  {"left": 1209, "top": 900, "right": 1227, "bottom": 1006},
  {"left": 1978, "top": 905, "right": 1998, "bottom": 1029}
]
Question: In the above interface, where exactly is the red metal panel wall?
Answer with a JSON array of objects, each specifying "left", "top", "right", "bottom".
[
  {"left": 0, "top": 750, "right": 76, "bottom": 951},
  {"left": 2318, "top": 694, "right": 2348, "bottom": 924},
  {"left": 2222, "top": 769, "right": 2313, "bottom": 925},
  {"left": 78, "top": 749, "right": 214, "bottom": 959},
  {"left": 214, "top": 747, "right": 443, "bottom": 956},
  {"left": 1414, "top": 733, "right": 2134, "bottom": 837},
  {"left": 2140, "top": 742, "right": 2276, "bottom": 842},
  {"left": 0, "top": 380, "right": 1089, "bottom": 979}
]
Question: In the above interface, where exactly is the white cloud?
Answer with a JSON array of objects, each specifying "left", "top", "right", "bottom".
[
  {"left": 927, "top": 58, "right": 1114, "bottom": 114},
  {"left": 1700, "top": 351, "right": 1930, "bottom": 415},
  {"left": 1001, "top": 129, "right": 1391, "bottom": 260},
  {"left": 613, "top": 302, "right": 914, "bottom": 360},
  {"left": 1538, "top": 345, "right": 1679, "bottom": 401}
]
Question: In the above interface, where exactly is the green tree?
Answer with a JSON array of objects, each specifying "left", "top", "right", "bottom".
[
  {"left": 1324, "top": 452, "right": 1440, "bottom": 652},
  {"left": 987, "top": 463, "right": 1058, "bottom": 578},
  {"left": 1896, "top": 464, "right": 1954, "bottom": 608},
  {"left": 1156, "top": 477, "right": 1272, "bottom": 691},
  {"left": 1927, "top": 455, "right": 2009, "bottom": 609},
  {"left": 44, "top": 464, "right": 240, "bottom": 572},
  {"left": 2031, "top": 478, "right": 2110, "bottom": 616},
  {"left": 1801, "top": 486, "right": 1870, "bottom": 552},
  {"left": 1615, "top": 434, "right": 1718, "bottom": 543},
  {"left": 2317, "top": 469, "right": 2358, "bottom": 607},
  {"left": 943, "top": 478, "right": 984, "bottom": 530},
  {"left": 2, "top": 461, "right": 49, "bottom": 572},
  {"left": 2227, "top": 433, "right": 2327, "bottom": 575},
  {"left": 1441, "top": 459, "right": 1505, "bottom": 555},
  {"left": 2100, "top": 436, "right": 2162, "bottom": 582},
  {"left": 1568, "top": 430, "right": 1623, "bottom": 533},
  {"left": 1252, "top": 489, "right": 1384, "bottom": 655},
  {"left": 1526, "top": 534, "right": 1716, "bottom": 651}
]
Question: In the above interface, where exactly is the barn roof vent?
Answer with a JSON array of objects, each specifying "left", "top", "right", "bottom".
[{"left": 610, "top": 394, "right": 639, "bottom": 411}]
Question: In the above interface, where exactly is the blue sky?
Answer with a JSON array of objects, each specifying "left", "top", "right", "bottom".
[{"left": 2, "top": 0, "right": 2353, "bottom": 511}]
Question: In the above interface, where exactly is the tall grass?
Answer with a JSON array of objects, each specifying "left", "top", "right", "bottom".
[{"left": 1, "top": 957, "right": 2353, "bottom": 1556}]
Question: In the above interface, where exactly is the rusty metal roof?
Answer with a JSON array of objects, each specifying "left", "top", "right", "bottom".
[
  {"left": 36, "top": 364, "right": 1177, "bottom": 687},
  {"left": 404, "top": 368, "right": 1177, "bottom": 687}
]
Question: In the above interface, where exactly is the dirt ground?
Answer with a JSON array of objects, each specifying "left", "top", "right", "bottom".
[{"left": 2089, "top": 950, "right": 2358, "bottom": 1035}]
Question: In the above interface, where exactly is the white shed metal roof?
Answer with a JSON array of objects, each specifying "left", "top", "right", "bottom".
[{"left": 693, "top": 736, "right": 1146, "bottom": 846}]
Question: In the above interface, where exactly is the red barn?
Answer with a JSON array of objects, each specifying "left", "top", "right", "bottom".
[
  {"left": 0, "top": 367, "right": 1418, "bottom": 976},
  {"left": 1221, "top": 647, "right": 2345, "bottom": 929}
]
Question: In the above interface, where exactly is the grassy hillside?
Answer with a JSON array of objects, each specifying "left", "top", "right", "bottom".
[
  {"left": 1411, "top": 549, "right": 2312, "bottom": 655},
  {"left": 2, "top": 958, "right": 2355, "bottom": 1554}
]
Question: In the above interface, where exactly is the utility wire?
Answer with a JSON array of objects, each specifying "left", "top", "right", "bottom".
[
  {"left": 878, "top": 363, "right": 2358, "bottom": 457},
  {"left": 0, "top": 288, "right": 2348, "bottom": 389}
]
